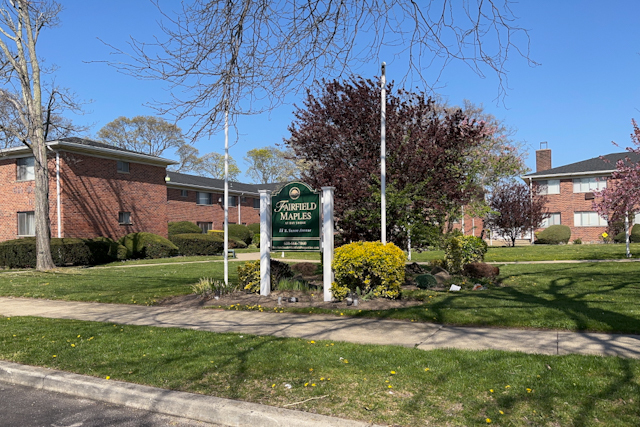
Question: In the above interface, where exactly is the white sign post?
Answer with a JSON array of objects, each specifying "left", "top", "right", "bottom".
[
  {"left": 259, "top": 190, "right": 272, "bottom": 296},
  {"left": 322, "top": 186, "right": 335, "bottom": 302}
]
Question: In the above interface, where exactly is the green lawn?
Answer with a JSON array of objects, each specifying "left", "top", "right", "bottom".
[
  {"left": 408, "top": 242, "right": 640, "bottom": 263},
  {"left": 2, "top": 316, "right": 639, "bottom": 427},
  {"left": 1, "top": 261, "right": 639, "bottom": 333}
]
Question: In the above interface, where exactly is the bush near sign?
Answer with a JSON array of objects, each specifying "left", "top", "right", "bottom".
[{"left": 271, "top": 182, "right": 321, "bottom": 251}]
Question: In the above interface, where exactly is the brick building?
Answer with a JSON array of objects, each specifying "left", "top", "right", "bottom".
[
  {"left": 166, "top": 171, "right": 280, "bottom": 232},
  {"left": 524, "top": 148, "right": 640, "bottom": 243},
  {"left": 0, "top": 138, "right": 281, "bottom": 242}
]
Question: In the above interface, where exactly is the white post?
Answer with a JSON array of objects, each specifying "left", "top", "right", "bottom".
[
  {"left": 260, "top": 190, "right": 271, "bottom": 295},
  {"left": 625, "top": 211, "right": 631, "bottom": 258},
  {"left": 407, "top": 227, "right": 412, "bottom": 261},
  {"left": 322, "top": 187, "right": 335, "bottom": 302},
  {"left": 461, "top": 205, "right": 465, "bottom": 235},
  {"left": 55, "top": 151, "right": 61, "bottom": 238},
  {"left": 380, "top": 62, "right": 386, "bottom": 244},
  {"left": 238, "top": 196, "right": 241, "bottom": 224},
  {"left": 223, "top": 106, "right": 229, "bottom": 285}
]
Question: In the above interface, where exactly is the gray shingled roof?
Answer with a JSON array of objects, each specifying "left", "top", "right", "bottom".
[
  {"left": 167, "top": 171, "right": 283, "bottom": 195},
  {"left": 525, "top": 151, "right": 640, "bottom": 178},
  {"left": 58, "top": 137, "right": 137, "bottom": 154}
]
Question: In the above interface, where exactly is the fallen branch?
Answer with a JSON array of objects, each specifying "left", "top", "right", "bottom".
[{"left": 283, "top": 394, "right": 329, "bottom": 407}]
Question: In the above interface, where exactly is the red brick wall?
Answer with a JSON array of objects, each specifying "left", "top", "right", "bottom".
[
  {"left": 534, "top": 178, "right": 608, "bottom": 243},
  {"left": 166, "top": 189, "right": 261, "bottom": 229},
  {"left": 59, "top": 152, "right": 168, "bottom": 239},
  {"left": 451, "top": 212, "right": 485, "bottom": 237},
  {"left": 0, "top": 156, "right": 59, "bottom": 241}
]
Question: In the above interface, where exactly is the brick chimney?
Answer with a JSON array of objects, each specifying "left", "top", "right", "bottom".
[{"left": 536, "top": 142, "right": 551, "bottom": 172}]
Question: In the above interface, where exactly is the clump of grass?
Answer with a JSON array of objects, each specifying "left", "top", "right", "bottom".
[
  {"left": 276, "top": 277, "right": 312, "bottom": 291},
  {"left": 191, "top": 277, "right": 238, "bottom": 298}
]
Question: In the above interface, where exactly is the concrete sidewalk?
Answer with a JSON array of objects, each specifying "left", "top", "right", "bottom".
[{"left": 1, "top": 297, "right": 639, "bottom": 359}]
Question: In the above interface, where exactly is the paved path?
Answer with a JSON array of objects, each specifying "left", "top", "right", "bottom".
[{"left": 1, "top": 297, "right": 638, "bottom": 359}]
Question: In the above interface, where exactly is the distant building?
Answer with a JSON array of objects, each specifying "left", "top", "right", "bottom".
[
  {"left": 0, "top": 138, "right": 278, "bottom": 242},
  {"left": 523, "top": 147, "right": 640, "bottom": 243}
]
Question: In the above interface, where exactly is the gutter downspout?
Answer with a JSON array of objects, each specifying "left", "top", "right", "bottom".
[{"left": 529, "top": 177, "right": 533, "bottom": 244}]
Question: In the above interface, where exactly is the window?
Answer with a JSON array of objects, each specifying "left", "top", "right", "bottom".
[
  {"left": 119, "top": 212, "right": 132, "bottom": 225},
  {"left": 196, "top": 192, "right": 213, "bottom": 205},
  {"left": 573, "top": 177, "right": 606, "bottom": 193},
  {"left": 253, "top": 198, "right": 260, "bottom": 209},
  {"left": 16, "top": 157, "right": 35, "bottom": 181},
  {"left": 197, "top": 222, "right": 212, "bottom": 233},
  {"left": 541, "top": 213, "right": 561, "bottom": 228},
  {"left": 17, "top": 211, "right": 35, "bottom": 236},
  {"left": 574, "top": 211, "right": 607, "bottom": 227},
  {"left": 180, "top": 189, "right": 188, "bottom": 197},
  {"left": 117, "top": 160, "right": 130, "bottom": 173},
  {"left": 537, "top": 179, "right": 560, "bottom": 195},
  {"left": 228, "top": 196, "right": 237, "bottom": 207}
]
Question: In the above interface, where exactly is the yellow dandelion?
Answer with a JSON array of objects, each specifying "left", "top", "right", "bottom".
[
  {"left": 388, "top": 385, "right": 393, "bottom": 388},
  {"left": 272, "top": 384, "right": 276, "bottom": 388},
  {"left": 499, "top": 410, "right": 504, "bottom": 415},
  {"left": 527, "top": 388, "right": 532, "bottom": 393},
  {"left": 309, "top": 340, "right": 315, "bottom": 344},
  {"left": 52, "top": 355, "right": 57, "bottom": 358},
  {"left": 486, "top": 418, "right": 491, "bottom": 423},
  {"left": 505, "top": 385, "right": 510, "bottom": 388},
  {"left": 330, "top": 343, "right": 334, "bottom": 346},
  {"left": 340, "top": 313, "right": 344, "bottom": 315},
  {"left": 106, "top": 376, "right": 110, "bottom": 380},
  {"left": 304, "top": 383, "right": 309, "bottom": 387},
  {"left": 424, "top": 368, "right": 430, "bottom": 371},
  {"left": 344, "top": 360, "right": 349, "bottom": 363},
  {"left": 309, "top": 368, "right": 313, "bottom": 371},
  {"left": 77, "top": 335, "right": 81, "bottom": 338},
  {"left": 71, "top": 344, "right": 75, "bottom": 347},
  {"left": 390, "top": 371, "right": 396, "bottom": 375},
  {"left": 490, "top": 389, "right": 493, "bottom": 393},
  {"left": 311, "top": 383, "right": 316, "bottom": 387},
  {"left": 320, "top": 377, "right": 325, "bottom": 381}
]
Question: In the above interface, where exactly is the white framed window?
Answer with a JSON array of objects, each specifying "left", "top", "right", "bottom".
[
  {"left": 180, "top": 189, "right": 188, "bottom": 197},
  {"left": 541, "top": 213, "right": 561, "bottom": 228},
  {"left": 574, "top": 211, "right": 607, "bottom": 227},
  {"left": 537, "top": 179, "right": 560, "bottom": 195},
  {"left": 16, "top": 157, "right": 35, "bottom": 181},
  {"left": 196, "top": 192, "right": 213, "bottom": 205},
  {"left": 118, "top": 211, "right": 132, "bottom": 225},
  {"left": 197, "top": 222, "right": 212, "bottom": 233},
  {"left": 253, "top": 198, "right": 260, "bottom": 209},
  {"left": 117, "top": 160, "right": 130, "bottom": 173},
  {"left": 573, "top": 177, "right": 606, "bottom": 193},
  {"left": 17, "top": 211, "right": 35, "bottom": 236},
  {"left": 228, "top": 196, "right": 237, "bottom": 207}
]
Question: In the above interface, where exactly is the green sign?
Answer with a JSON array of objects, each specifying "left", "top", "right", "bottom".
[{"left": 272, "top": 182, "right": 321, "bottom": 251}]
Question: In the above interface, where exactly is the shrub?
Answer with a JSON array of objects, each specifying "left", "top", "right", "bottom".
[
  {"left": 168, "top": 221, "right": 202, "bottom": 236},
  {"left": 191, "top": 277, "right": 238, "bottom": 298},
  {"left": 463, "top": 262, "right": 499, "bottom": 279},
  {"left": 443, "top": 233, "right": 488, "bottom": 274},
  {"left": 247, "top": 223, "right": 260, "bottom": 234},
  {"left": 170, "top": 233, "right": 226, "bottom": 256},
  {"left": 535, "top": 225, "right": 571, "bottom": 245},
  {"left": 207, "top": 230, "right": 248, "bottom": 248},
  {"left": 237, "top": 259, "right": 294, "bottom": 293},
  {"left": 291, "top": 262, "right": 319, "bottom": 276},
  {"left": 332, "top": 241, "right": 406, "bottom": 301},
  {"left": 573, "top": 238, "right": 583, "bottom": 245},
  {"left": 614, "top": 224, "right": 640, "bottom": 243},
  {"left": 0, "top": 237, "right": 127, "bottom": 268},
  {"left": 254, "top": 234, "right": 261, "bottom": 248},
  {"left": 415, "top": 274, "right": 438, "bottom": 289},
  {"left": 118, "top": 232, "right": 179, "bottom": 259},
  {"left": 228, "top": 224, "right": 253, "bottom": 245}
]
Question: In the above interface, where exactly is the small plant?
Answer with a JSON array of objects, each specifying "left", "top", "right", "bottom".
[
  {"left": 354, "top": 286, "right": 375, "bottom": 301},
  {"left": 535, "top": 225, "right": 571, "bottom": 245},
  {"left": 276, "top": 278, "right": 311, "bottom": 291},
  {"left": 415, "top": 274, "right": 438, "bottom": 290},
  {"left": 237, "top": 259, "right": 294, "bottom": 293},
  {"left": 442, "top": 232, "right": 488, "bottom": 274},
  {"left": 191, "top": 278, "right": 237, "bottom": 298},
  {"left": 573, "top": 238, "right": 583, "bottom": 245}
]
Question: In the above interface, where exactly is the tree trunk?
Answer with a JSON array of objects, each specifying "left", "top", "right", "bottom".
[{"left": 34, "top": 140, "right": 55, "bottom": 270}]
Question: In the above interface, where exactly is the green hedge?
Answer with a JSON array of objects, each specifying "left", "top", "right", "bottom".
[
  {"left": 170, "top": 233, "right": 229, "bottom": 256},
  {"left": 614, "top": 224, "right": 640, "bottom": 243},
  {"left": 168, "top": 221, "right": 202, "bottom": 236},
  {"left": 247, "top": 223, "right": 260, "bottom": 234},
  {"left": 0, "top": 237, "right": 127, "bottom": 269},
  {"left": 228, "top": 224, "right": 253, "bottom": 245},
  {"left": 237, "top": 259, "right": 294, "bottom": 293},
  {"left": 535, "top": 225, "right": 571, "bottom": 245},
  {"left": 443, "top": 233, "right": 488, "bottom": 274},
  {"left": 118, "top": 232, "right": 179, "bottom": 259},
  {"left": 208, "top": 231, "right": 248, "bottom": 248}
]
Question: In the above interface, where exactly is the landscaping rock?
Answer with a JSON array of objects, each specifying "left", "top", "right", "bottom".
[{"left": 463, "top": 262, "right": 499, "bottom": 279}]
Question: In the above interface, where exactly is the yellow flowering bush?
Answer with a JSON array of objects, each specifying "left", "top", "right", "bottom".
[
  {"left": 237, "top": 259, "right": 294, "bottom": 293},
  {"left": 331, "top": 241, "right": 406, "bottom": 301}
]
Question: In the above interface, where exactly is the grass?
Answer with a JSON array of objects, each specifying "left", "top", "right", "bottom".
[
  {"left": 408, "top": 242, "right": 640, "bottom": 263},
  {"left": 2, "top": 316, "right": 639, "bottom": 427},
  {"left": 0, "top": 262, "right": 240, "bottom": 305}
]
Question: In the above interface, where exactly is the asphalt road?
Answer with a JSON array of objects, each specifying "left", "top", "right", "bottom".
[{"left": 0, "top": 381, "right": 222, "bottom": 427}]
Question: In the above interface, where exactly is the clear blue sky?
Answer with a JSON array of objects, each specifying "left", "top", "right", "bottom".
[{"left": 40, "top": 1, "right": 640, "bottom": 181}]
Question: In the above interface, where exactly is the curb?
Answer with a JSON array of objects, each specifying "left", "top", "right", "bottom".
[{"left": 0, "top": 361, "right": 383, "bottom": 427}]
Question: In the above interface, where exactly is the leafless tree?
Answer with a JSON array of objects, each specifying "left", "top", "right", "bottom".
[
  {"left": 0, "top": 0, "right": 85, "bottom": 270},
  {"left": 108, "top": 0, "right": 535, "bottom": 140}
]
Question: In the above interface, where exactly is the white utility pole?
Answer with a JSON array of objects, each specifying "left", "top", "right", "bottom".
[
  {"left": 381, "top": 62, "right": 387, "bottom": 244},
  {"left": 224, "top": 103, "right": 229, "bottom": 285}
]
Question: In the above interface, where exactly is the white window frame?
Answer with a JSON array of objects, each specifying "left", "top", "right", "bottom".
[
  {"left": 537, "top": 179, "right": 560, "bottom": 195},
  {"left": 17, "top": 211, "right": 35, "bottom": 236},
  {"left": 117, "top": 160, "right": 130, "bottom": 173},
  {"left": 573, "top": 177, "right": 606, "bottom": 193},
  {"left": 197, "top": 222, "right": 213, "bottom": 233},
  {"left": 118, "top": 211, "right": 132, "bottom": 225},
  {"left": 574, "top": 211, "right": 607, "bottom": 227},
  {"left": 16, "top": 157, "right": 35, "bottom": 181},
  {"left": 196, "top": 191, "right": 213, "bottom": 205},
  {"left": 541, "top": 213, "right": 561, "bottom": 228}
]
